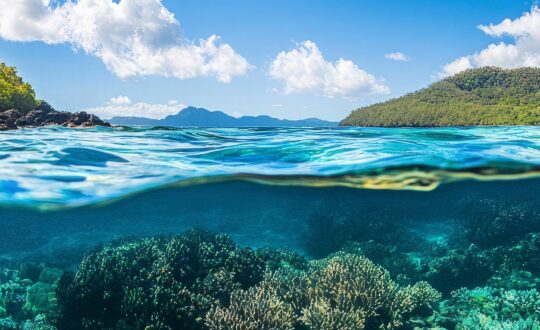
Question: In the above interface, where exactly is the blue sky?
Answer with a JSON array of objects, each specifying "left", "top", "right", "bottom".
[{"left": 0, "top": 0, "right": 536, "bottom": 121}]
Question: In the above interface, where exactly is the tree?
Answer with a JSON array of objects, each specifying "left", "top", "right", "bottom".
[
  {"left": 0, "top": 63, "right": 39, "bottom": 112},
  {"left": 340, "top": 67, "right": 540, "bottom": 127}
]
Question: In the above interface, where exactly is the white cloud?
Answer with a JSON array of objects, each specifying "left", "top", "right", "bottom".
[
  {"left": 384, "top": 52, "right": 410, "bottom": 62},
  {"left": 0, "top": 0, "right": 252, "bottom": 82},
  {"left": 269, "top": 40, "right": 389, "bottom": 98},
  {"left": 441, "top": 6, "right": 540, "bottom": 77},
  {"left": 83, "top": 97, "right": 186, "bottom": 119},
  {"left": 109, "top": 95, "right": 132, "bottom": 105},
  {"left": 272, "top": 103, "right": 284, "bottom": 108}
]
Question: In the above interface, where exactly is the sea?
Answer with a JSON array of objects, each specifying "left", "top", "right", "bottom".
[{"left": 1, "top": 125, "right": 540, "bottom": 329}]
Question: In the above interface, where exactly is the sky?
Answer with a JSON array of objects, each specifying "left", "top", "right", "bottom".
[{"left": 0, "top": 0, "right": 537, "bottom": 121}]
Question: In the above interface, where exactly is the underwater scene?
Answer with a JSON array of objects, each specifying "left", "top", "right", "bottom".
[{"left": 1, "top": 126, "right": 540, "bottom": 330}]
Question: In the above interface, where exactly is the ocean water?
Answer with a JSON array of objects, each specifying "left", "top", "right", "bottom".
[{"left": 1, "top": 126, "right": 540, "bottom": 329}]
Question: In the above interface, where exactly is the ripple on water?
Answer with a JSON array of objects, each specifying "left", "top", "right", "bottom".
[{"left": 0, "top": 126, "right": 539, "bottom": 208}]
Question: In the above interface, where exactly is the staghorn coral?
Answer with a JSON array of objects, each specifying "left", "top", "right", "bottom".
[
  {"left": 206, "top": 285, "right": 295, "bottom": 330},
  {"left": 404, "top": 281, "right": 443, "bottom": 308},
  {"left": 303, "top": 255, "right": 440, "bottom": 329},
  {"left": 340, "top": 241, "right": 425, "bottom": 284},
  {"left": 302, "top": 299, "right": 366, "bottom": 330},
  {"left": 207, "top": 253, "right": 441, "bottom": 330},
  {"left": 303, "top": 253, "right": 407, "bottom": 328}
]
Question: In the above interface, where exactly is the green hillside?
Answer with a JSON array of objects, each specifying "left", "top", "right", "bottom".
[
  {"left": 0, "top": 63, "right": 38, "bottom": 112},
  {"left": 340, "top": 67, "right": 540, "bottom": 127}
]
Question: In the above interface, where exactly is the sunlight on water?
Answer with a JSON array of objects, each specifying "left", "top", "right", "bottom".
[{"left": 1, "top": 126, "right": 540, "bottom": 208}]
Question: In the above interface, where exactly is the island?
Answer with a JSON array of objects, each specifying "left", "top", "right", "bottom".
[
  {"left": 340, "top": 67, "right": 540, "bottom": 127},
  {"left": 0, "top": 63, "right": 110, "bottom": 130},
  {"left": 110, "top": 107, "right": 337, "bottom": 127}
]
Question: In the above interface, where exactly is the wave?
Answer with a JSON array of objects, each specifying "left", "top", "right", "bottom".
[{"left": 1, "top": 125, "right": 540, "bottom": 209}]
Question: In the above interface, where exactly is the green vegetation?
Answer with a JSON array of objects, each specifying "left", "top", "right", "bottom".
[
  {"left": 341, "top": 67, "right": 540, "bottom": 127},
  {"left": 0, "top": 63, "right": 39, "bottom": 112}
]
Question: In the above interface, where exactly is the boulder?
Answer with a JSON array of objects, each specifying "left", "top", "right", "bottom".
[{"left": 0, "top": 102, "right": 110, "bottom": 130}]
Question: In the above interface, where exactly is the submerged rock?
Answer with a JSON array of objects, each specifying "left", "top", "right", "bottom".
[{"left": 0, "top": 102, "right": 110, "bottom": 130}]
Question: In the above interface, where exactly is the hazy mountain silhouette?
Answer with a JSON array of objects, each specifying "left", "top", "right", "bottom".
[{"left": 110, "top": 106, "right": 337, "bottom": 127}]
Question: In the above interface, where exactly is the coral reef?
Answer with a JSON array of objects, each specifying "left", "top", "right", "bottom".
[
  {"left": 458, "top": 199, "right": 540, "bottom": 248},
  {"left": 340, "top": 241, "right": 425, "bottom": 284},
  {"left": 430, "top": 286, "right": 540, "bottom": 329},
  {"left": 2, "top": 212, "right": 540, "bottom": 330},
  {"left": 304, "top": 204, "right": 422, "bottom": 258},
  {"left": 54, "top": 230, "right": 307, "bottom": 330},
  {"left": 0, "top": 263, "right": 62, "bottom": 329},
  {"left": 205, "top": 284, "right": 296, "bottom": 330},
  {"left": 425, "top": 244, "right": 497, "bottom": 295},
  {"left": 206, "top": 253, "right": 441, "bottom": 329}
]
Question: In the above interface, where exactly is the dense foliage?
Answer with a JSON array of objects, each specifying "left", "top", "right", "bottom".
[
  {"left": 0, "top": 63, "right": 38, "bottom": 113},
  {"left": 341, "top": 67, "right": 540, "bottom": 127}
]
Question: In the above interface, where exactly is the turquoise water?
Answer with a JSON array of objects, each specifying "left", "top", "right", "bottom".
[
  {"left": 1, "top": 126, "right": 540, "bottom": 208},
  {"left": 1, "top": 126, "right": 540, "bottom": 329}
]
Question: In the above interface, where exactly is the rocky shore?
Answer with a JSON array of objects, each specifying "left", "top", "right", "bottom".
[{"left": 0, "top": 102, "right": 110, "bottom": 131}]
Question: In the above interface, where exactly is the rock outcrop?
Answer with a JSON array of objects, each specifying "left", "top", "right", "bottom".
[{"left": 0, "top": 102, "right": 110, "bottom": 130}]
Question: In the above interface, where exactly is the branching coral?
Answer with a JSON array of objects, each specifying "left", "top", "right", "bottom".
[
  {"left": 303, "top": 254, "right": 406, "bottom": 328},
  {"left": 302, "top": 299, "right": 366, "bottom": 330},
  {"left": 207, "top": 253, "right": 441, "bottom": 330},
  {"left": 206, "top": 285, "right": 296, "bottom": 330},
  {"left": 340, "top": 241, "right": 425, "bottom": 284}
]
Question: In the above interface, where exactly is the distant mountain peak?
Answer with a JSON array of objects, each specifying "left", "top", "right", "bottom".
[{"left": 109, "top": 106, "right": 337, "bottom": 127}]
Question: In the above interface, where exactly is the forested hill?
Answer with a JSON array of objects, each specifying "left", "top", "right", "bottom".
[{"left": 340, "top": 67, "right": 540, "bottom": 127}]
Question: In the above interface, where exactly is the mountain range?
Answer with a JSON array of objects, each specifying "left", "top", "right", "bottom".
[{"left": 109, "top": 106, "right": 337, "bottom": 127}]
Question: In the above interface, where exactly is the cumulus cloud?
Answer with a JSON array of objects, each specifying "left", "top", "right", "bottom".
[
  {"left": 109, "top": 96, "right": 132, "bottom": 105},
  {"left": 269, "top": 40, "right": 389, "bottom": 98},
  {"left": 0, "top": 0, "right": 252, "bottom": 82},
  {"left": 441, "top": 6, "right": 540, "bottom": 77},
  {"left": 384, "top": 52, "right": 410, "bottom": 62},
  {"left": 84, "top": 97, "right": 186, "bottom": 119}
]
